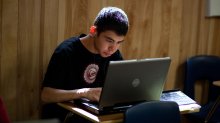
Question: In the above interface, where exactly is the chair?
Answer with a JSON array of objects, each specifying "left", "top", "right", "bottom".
[
  {"left": 0, "top": 97, "right": 10, "bottom": 123},
  {"left": 184, "top": 55, "right": 220, "bottom": 123},
  {"left": 124, "top": 101, "right": 181, "bottom": 123}
]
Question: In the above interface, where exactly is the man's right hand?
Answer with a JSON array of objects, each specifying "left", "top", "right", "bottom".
[
  {"left": 77, "top": 88, "right": 102, "bottom": 102},
  {"left": 41, "top": 87, "right": 102, "bottom": 103}
]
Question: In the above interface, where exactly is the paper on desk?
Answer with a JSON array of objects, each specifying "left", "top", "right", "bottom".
[{"left": 179, "top": 103, "right": 201, "bottom": 113}]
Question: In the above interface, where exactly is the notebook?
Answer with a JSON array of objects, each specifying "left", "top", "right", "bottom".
[
  {"left": 74, "top": 57, "right": 171, "bottom": 115},
  {"left": 160, "top": 90, "right": 197, "bottom": 105},
  {"left": 160, "top": 90, "right": 201, "bottom": 112}
]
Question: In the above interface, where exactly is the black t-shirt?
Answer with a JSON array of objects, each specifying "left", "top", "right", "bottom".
[{"left": 41, "top": 34, "right": 123, "bottom": 121}]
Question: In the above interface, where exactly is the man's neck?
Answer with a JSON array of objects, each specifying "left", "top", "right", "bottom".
[{"left": 80, "top": 35, "right": 98, "bottom": 54}]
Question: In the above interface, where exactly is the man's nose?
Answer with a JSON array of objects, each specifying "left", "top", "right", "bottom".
[{"left": 108, "top": 44, "right": 117, "bottom": 52}]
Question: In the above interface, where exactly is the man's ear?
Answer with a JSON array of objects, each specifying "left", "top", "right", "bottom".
[{"left": 89, "top": 26, "right": 97, "bottom": 37}]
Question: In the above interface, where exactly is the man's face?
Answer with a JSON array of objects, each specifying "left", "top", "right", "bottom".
[{"left": 94, "top": 30, "right": 125, "bottom": 58}]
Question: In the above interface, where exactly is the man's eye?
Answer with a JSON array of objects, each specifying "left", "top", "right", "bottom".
[
  {"left": 117, "top": 41, "right": 123, "bottom": 44},
  {"left": 106, "top": 39, "right": 114, "bottom": 43}
]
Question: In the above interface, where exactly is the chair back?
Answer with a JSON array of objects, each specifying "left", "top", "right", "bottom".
[
  {"left": 184, "top": 55, "right": 220, "bottom": 101},
  {"left": 124, "top": 101, "right": 180, "bottom": 123}
]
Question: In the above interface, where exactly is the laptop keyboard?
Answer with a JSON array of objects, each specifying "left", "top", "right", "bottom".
[{"left": 160, "top": 90, "right": 196, "bottom": 105}]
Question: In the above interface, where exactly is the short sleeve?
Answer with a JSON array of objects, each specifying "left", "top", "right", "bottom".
[{"left": 42, "top": 47, "right": 69, "bottom": 89}]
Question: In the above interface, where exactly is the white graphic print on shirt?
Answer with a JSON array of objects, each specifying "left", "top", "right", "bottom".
[{"left": 84, "top": 64, "right": 99, "bottom": 84}]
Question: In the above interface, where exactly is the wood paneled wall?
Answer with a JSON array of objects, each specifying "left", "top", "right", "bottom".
[{"left": 0, "top": 0, "right": 220, "bottom": 121}]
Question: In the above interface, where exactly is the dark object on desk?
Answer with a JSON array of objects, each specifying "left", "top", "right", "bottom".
[
  {"left": 0, "top": 97, "right": 10, "bottom": 123},
  {"left": 13, "top": 119, "right": 60, "bottom": 123},
  {"left": 184, "top": 55, "right": 220, "bottom": 123},
  {"left": 74, "top": 98, "right": 143, "bottom": 115},
  {"left": 124, "top": 101, "right": 180, "bottom": 123}
]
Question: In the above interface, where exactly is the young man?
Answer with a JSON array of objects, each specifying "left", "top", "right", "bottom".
[{"left": 41, "top": 6, "right": 129, "bottom": 122}]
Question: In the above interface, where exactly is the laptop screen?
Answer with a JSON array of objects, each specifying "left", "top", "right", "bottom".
[{"left": 99, "top": 57, "right": 171, "bottom": 108}]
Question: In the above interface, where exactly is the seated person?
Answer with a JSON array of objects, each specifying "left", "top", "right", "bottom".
[{"left": 40, "top": 6, "right": 129, "bottom": 122}]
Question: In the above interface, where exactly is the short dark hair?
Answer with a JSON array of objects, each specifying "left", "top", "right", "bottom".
[{"left": 94, "top": 7, "right": 129, "bottom": 36}]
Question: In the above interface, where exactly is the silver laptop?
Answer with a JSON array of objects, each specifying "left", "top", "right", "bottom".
[{"left": 75, "top": 57, "right": 171, "bottom": 114}]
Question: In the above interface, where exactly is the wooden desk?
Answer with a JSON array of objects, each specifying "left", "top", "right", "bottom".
[
  {"left": 58, "top": 102, "right": 123, "bottom": 123},
  {"left": 58, "top": 101, "right": 201, "bottom": 123}
]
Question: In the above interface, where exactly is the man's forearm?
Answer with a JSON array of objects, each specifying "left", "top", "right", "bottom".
[{"left": 41, "top": 87, "right": 82, "bottom": 103}]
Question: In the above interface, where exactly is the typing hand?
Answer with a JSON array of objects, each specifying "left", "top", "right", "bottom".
[{"left": 77, "top": 88, "right": 102, "bottom": 102}]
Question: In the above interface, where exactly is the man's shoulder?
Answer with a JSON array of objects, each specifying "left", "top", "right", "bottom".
[
  {"left": 61, "top": 36, "right": 80, "bottom": 46},
  {"left": 55, "top": 35, "right": 83, "bottom": 53}
]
